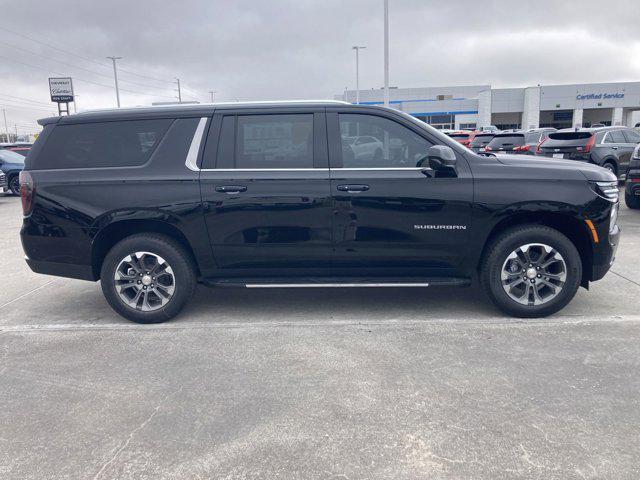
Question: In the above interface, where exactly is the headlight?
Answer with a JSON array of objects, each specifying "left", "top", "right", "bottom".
[
  {"left": 610, "top": 202, "right": 619, "bottom": 233},
  {"left": 591, "top": 181, "right": 619, "bottom": 202}
]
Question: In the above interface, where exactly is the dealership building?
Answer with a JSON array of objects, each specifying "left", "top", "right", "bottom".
[{"left": 336, "top": 81, "right": 640, "bottom": 131}]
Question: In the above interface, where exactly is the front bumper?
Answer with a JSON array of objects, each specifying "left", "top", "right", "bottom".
[{"left": 591, "top": 223, "right": 619, "bottom": 281}]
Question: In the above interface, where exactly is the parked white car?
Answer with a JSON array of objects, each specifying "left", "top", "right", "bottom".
[{"left": 345, "top": 135, "right": 384, "bottom": 163}]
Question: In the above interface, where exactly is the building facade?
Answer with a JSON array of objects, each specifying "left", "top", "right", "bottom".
[{"left": 337, "top": 82, "right": 640, "bottom": 130}]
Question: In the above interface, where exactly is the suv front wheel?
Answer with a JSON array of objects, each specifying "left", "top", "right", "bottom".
[
  {"left": 480, "top": 226, "right": 582, "bottom": 318},
  {"left": 100, "top": 233, "right": 196, "bottom": 323}
]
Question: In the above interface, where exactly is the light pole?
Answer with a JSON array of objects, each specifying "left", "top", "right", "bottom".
[
  {"left": 383, "top": 0, "right": 390, "bottom": 108},
  {"left": 352, "top": 46, "right": 366, "bottom": 104},
  {"left": 209, "top": 90, "right": 217, "bottom": 103},
  {"left": 174, "top": 78, "right": 182, "bottom": 103},
  {"left": 2, "top": 109, "right": 9, "bottom": 143},
  {"left": 106, "top": 56, "right": 122, "bottom": 107}
]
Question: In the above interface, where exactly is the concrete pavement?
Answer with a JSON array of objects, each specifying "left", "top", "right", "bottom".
[{"left": 1, "top": 195, "right": 640, "bottom": 479}]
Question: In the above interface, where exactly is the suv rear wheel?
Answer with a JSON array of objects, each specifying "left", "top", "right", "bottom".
[
  {"left": 480, "top": 226, "right": 582, "bottom": 318},
  {"left": 8, "top": 175, "right": 20, "bottom": 196},
  {"left": 100, "top": 234, "right": 196, "bottom": 323},
  {"left": 626, "top": 190, "right": 640, "bottom": 209}
]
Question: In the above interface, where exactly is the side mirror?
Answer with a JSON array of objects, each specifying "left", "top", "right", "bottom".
[{"left": 427, "top": 145, "right": 457, "bottom": 174}]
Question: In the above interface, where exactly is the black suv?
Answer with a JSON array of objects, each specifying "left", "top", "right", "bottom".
[
  {"left": 20, "top": 102, "right": 620, "bottom": 323},
  {"left": 537, "top": 127, "right": 640, "bottom": 179}
]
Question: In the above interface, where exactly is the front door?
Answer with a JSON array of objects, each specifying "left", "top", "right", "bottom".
[
  {"left": 199, "top": 109, "right": 332, "bottom": 275},
  {"left": 327, "top": 109, "right": 474, "bottom": 278}
]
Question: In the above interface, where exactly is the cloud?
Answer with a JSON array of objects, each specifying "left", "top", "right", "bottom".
[{"left": 0, "top": 0, "right": 638, "bottom": 134}]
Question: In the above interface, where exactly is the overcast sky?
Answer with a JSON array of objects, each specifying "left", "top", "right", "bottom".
[{"left": 1, "top": 0, "right": 639, "bottom": 136}]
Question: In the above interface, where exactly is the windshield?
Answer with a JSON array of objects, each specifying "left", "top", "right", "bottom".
[
  {"left": 542, "top": 131, "right": 593, "bottom": 148},
  {"left": 470, "top": 134, "right": 494, "bottom": 147},
  {"left": 487, "top": 134, "right": 525, "bottom": 149},
  {"left": 0, "top": 149, "right": 26, "bottom": 163}
]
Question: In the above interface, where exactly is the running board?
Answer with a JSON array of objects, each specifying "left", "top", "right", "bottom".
[{"left": 203, "top": 277, "right": 470, "bottom": 288}]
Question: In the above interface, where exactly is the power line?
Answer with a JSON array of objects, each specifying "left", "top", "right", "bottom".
[
  {"left": 0, "top": 39, "right": 175, "bottom": 92},
  {"left": 0, "top": 93, "right": 52, "bottom": 107},
  {"left": 0, "top": 54, "right": 176, "bottom": 99},
  {"left": 0, "top": 25, "right": 174, "bottom": 85}
]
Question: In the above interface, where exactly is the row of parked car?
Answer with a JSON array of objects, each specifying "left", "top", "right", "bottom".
[
  {"left": 444, "top": 126, "right": 640, "bottom": 209},
  {"left": 0, "top": 142, "right": 32, "bottom": 195}
]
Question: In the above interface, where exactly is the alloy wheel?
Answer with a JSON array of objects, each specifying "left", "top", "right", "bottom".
[
  {"left": 500, "top": 243, "right": 567, "bottom": 306},
  {"left": 114, "top": 251, "right": 175, "bottom": 311}
]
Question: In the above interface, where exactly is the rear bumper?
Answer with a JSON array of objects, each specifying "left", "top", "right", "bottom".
[{"left": 25, "top": 257, "right": 96, "bottom": 281}]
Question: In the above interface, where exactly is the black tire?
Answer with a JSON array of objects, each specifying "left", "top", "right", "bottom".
[
  {"left": 626, "top": 190, "right": 640, "bottom": 209},
  {"left": 100, "top": 234, "right": 196, "bottom": 323},
  {"left": 480, "top": 225, "right": 582, "bottom": 318},
  {"left": 8, "top": 175, "right": 20, "bottom": 196}
]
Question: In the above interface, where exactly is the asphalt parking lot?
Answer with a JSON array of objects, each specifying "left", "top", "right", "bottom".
[{"left": 1, "top": 194, "right": 639, "bottom": 479}]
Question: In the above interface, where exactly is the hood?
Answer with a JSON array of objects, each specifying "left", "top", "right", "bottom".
[{"left": 493, "top": 154, "right": 617, "bottom": 182}]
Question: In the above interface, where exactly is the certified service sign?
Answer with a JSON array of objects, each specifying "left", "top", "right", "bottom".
[{"left": 49, "top": 77, "right": 74, "bottom": 102}]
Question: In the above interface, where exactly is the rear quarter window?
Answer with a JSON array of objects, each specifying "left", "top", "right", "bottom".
[{"left": 33, "top": 119, "right": 173, "bottom": 169}]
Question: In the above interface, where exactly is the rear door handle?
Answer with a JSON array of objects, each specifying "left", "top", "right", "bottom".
[
  {"left": 215, "top": 185, "right": 247, "bottom": 194},
  {"left": 337, "top": 184, "right": 370, "bottom": 193},
  {"left": 612, "top": 146, "right": 618, "bottom": 150}
]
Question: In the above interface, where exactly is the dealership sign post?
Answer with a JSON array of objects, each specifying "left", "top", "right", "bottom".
[{"left": 49, "top": 77, "right": 74, "bottom": 116}]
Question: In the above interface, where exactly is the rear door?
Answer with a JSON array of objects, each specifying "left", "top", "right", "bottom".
[
  {"left": 199, "top": 108, "right": 332, "bottom": 275},
  {"left": 327, "top": 109, "right": 474, "bottom": 277},
  {"left": 622, "top": 129, "right": 640, "bottom": 174},
  {"left": 604, "top": 129, "right": 631, "bottom": 173}
]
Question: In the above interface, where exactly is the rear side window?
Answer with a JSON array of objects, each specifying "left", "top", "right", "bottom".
[
  {"left": 604, "top": 130, "right": 626, "bottom": 144},
  {"left": 487, "top": 135, "right": 525, "bottom": 149},
  {"left": 236, "top": 114, "right": 313, "bottom": 169},
  {"left": 35, "top": 119, "right": 172, "bottom": 169}
]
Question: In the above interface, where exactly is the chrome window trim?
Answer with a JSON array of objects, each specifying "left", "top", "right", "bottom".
[
  {"left": 185, "top": 117, "right": 209, "bottom": 172},
  {"left": 196, "top": 167, "right": 426, "bottom": 172}
]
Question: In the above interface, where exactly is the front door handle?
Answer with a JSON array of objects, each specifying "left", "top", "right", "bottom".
[
  {"left": 337, "top": 184, "right": 370, "bottom": 193},
  {"left": 215, "top": 185, "right": 247, "bottom": 194},
  {"left": 612, "top": 146, "right": 618, "bottom": 150}
]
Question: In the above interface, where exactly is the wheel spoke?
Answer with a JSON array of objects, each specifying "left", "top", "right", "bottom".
[
  {"left": 115, "top": 251, "right": 176, "bottom": 312},
  {"left": 501, "top": 242, "right": 567, "bottom": 307}
]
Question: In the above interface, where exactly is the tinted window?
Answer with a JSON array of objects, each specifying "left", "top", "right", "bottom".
[
  {"left": 470, "top": 134, "right": 493, "bottom": 147},
  {"left": 487, "top": 134, "right": 525, "bottom": 149},
  {"left": 623, "top": 129, "right": 640, "bottom": 143},
  {"left": 448, "top": 133, "right": 470, "bottom": 139},
  {"left": 339, "top": 114, "right": 433, "bottom": 168},
  {"left": 234, "top": 114, "right": 313, "bottom": 169},
  {"left": 606, "top": 130, "right": 626, "bottom": 143},
  {"left": 543, "top": 132, "right": 593, "bottom": 148},
  {"left": 36, "top": 119, "right": 172, "bottom": 169}
]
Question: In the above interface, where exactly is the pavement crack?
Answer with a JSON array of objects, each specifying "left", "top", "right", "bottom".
[
  {"left": 0, "top": 278, "right": 62, "bottom": 311},
  {"left": 92, "top": 386, "right": 184, "bottom": 480},
  {"left": 610, "top": 270, "right": 640, "bottom": 288}
]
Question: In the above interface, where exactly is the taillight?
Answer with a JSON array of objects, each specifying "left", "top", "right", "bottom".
[
  {"left": 485, "top": 146, "right": 493, "bottom": 151},
  {"left": 514, "top": 145, "right": 531, "bottom": 152},
  {"left": 536, "top": 137, "right": 548, "bottom": 153},
  {"left": 20, "top": 171, "right": 35, "bottom": 216},
  {"left": 581, "top": 134, "right": 596, "bottom": 153}
]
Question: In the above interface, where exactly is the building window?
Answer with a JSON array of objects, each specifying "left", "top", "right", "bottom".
[{"left": 459, "top": 123, "right": 477, "bottom": 130}]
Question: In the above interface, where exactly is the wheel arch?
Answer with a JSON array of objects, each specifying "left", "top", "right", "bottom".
[
  {"left": 477, "top": 211, "right": 593, "bottom": 286},
  {"left": 91, "top": 219, "right": 200, "bottom": 280}
]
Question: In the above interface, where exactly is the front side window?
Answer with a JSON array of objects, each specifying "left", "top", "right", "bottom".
[
  {"left": 234, "top": 114, "right": 313, "bottom": 169},
  {"left": 623, "top": 129, "right": 640, "bottom": 143},
  {"left": 339, "top": 114, "right": 433, "bottom": 168},
  {"left": 37, "top": 119, "right": 172, "bottom": 169}
]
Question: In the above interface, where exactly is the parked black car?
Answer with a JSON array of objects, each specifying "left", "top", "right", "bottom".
[
  {"left": 537, "top": 127, "right": 640, "bottom": 179},
  {"left": 0, "top": 148, "right": 25, "bottom": 195},
  {"left": 626, "top": 144, "right": 640, "bottom": 209},
  {"left": 21, "top": 102, "right": 620, "bottom": 323}
]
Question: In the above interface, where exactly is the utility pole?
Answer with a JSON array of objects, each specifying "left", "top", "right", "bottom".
[
  {"left": 209, "top": 90, "right": 216, "bottom": 103},
  {"left": 383, "top": 0, "right": 390, "bottom": 108},
  {"left": 14, "top": 124, "right": 18, "bottom": 141},
  {"left": 352, "top": 46, "right": 366, "bottom": 104},
  {"left": 106, "top": 56, "right": 122, "bottom": 107},
  {"left": 2, "top": 109, "right": 9, "bottom": 143},
  {"left": 174, "top": 78, "right": 182, "bottom": 103}
]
